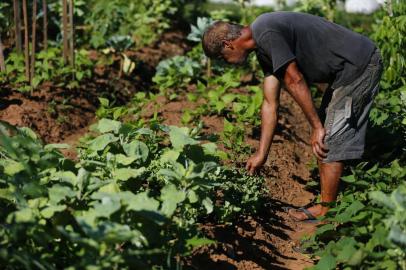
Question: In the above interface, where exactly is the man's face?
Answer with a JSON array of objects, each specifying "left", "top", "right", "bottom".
[{"left": 220, "top": 40, "right": 249, "bottom": 65}]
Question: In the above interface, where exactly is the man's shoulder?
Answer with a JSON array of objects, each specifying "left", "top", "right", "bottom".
[{"left": 251, "top": 12, "right": 297, "bottom": 40}]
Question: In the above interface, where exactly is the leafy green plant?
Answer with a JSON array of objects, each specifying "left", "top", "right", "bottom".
[
  {"left": 153, "top": 55, "right": 201, "bottom": 92},
  {"left": 86, "top": 0, "right": 177, "bottom": 49},
  {"left": 0, "top": 47, "right": 94, "bottom": 91},
  {"left": 187, "top": 17, "right": 214, "bottom": 42},
  {"left": 0, "top": 117, "right": 265, "bottom": 269},
  {"left": 306, "top": 162, "right": 406, "bottom": 270}
]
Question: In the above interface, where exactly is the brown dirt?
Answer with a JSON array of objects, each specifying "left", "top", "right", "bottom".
[{"left": 0, "top": 31, "right": 189, "bottom": 148}]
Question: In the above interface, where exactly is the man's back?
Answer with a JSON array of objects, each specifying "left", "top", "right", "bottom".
[{"left": 251, "top": 12, "right": 376, "bottom": 88}]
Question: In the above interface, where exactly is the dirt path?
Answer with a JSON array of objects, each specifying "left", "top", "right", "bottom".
[{"left": 147, "top": 89, "right": 317, "bottom": 269}]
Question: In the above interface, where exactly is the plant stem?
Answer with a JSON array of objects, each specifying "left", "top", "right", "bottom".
[
  {"left": 0, "top": 34, "right": 6, "bottom": 73},
  {"left": 68, "top": 0, "right": 75, "bottom": 73},
  {"left": 31, "top": 0, "right": 38, "bottom": 83},
  {"left": 22, "top": 0, "right": 30, "bottom": 83},
  {"left": 42, "top": 0, "right": 47, "bottom": 50},
  {"left": 62, "top": 0, "right": 68, "bottom": 64}
]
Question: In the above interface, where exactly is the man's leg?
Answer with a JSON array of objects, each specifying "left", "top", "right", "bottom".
[{"left": 289, "top": 161, "right": 343, "bottom": 220}]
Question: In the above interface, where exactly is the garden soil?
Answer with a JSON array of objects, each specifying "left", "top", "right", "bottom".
[{"left": 0, "top": 32, "right": 318, "bottom": 269}]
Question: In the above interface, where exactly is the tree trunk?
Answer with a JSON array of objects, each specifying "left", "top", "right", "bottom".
[
  {"left": 0, "top": 34, "right": 6, "bottom": 73},
  {"left": 42, "top": 0, "right": 48, "bottom": 50},
  {"left": 13, "top": 0, "right": 22, "bottom": 53},
  {"left": 22, "top": 0, "right": 30, "bottom": 82},
  {"left": 31, "top": 0, "right": 38, "bottom": 81},
  {"left": 68, "top": 0, "right": 74, "bottom": 69},
  {"left": 62, "top": 0, "right": 68, "bottom": 64}
]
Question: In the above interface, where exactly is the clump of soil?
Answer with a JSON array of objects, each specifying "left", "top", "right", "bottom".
[{"left": 0, "top": 31, "right": 189, "bottom": 144}]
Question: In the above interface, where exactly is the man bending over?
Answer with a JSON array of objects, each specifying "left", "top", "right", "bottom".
[{"left": 202, "top": 12, "right": 382, "bottom": 221}]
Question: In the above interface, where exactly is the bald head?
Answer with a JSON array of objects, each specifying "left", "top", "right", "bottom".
[{"left": 202, "top": 21, "right": 244, "bottom": 58}]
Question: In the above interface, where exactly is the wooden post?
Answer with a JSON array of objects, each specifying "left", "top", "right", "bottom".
[
  {"left": 31, "top": 0, "right": 38, "bottom": 81},
  {"left": 13, "top": 0, "right": 22, "bottom": 53},
  {"left": 22, "top": 0, "right": 30, "bottom": 82},
  {"left": 62, "top": 0, "right": 68, "bottom": 64},
  {"left": 68, "top": 0, "right": 75, "bottom": 69},
  {"left": 0, "top": 34, "right": 6, "bottom": 73},
  {"left": 42, "top": 0, "right": 48, "bottom": 50}
]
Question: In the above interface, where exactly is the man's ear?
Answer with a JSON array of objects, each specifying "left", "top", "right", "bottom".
[{"left": 222, "top": 40, "right": 233, "bottom": 50}]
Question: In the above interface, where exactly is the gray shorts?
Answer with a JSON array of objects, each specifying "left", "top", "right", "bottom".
[{"left": 319, "top": 49, "right": 383, "bottom": 163}]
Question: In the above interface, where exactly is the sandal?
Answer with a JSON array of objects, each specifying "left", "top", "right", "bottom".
[{"left": 282, "top": 206, "right": 320, "bottom": 224}]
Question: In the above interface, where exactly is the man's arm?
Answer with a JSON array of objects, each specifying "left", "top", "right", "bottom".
[
  {"left": 246, "top": 75, "right": 280, "bottom": 175},
  {"left": 283, "top": 61, "right": 327, "bottom": 160}
]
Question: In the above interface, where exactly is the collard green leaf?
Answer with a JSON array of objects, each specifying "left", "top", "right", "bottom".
[
  {"left": 123, "top": 140, "right": 149, "bottom": 162},
  {"left": 48, "top": 184, "right": 76, "bottom": 204},
  {"left": 113, "top": 168, "right": 145, "bottom": 181},
  {"left": 124, "top": 192, "right": 160, "bottom": 212},
  {"left": 89, "top": 133, "right": 118, "bottom": 151},
  {"left": 168, "top": 126, "right": 198, "bottom": 149},
  {"left": 115, "top": 154, "right": 136, "bottom": 165},
  {"left": 96, "top": 118, "right": 122, "bottom": 134},
  {"left": 41, "top": 205, "right": 66, "bottom": 219},
  {"left": 160, "top": 184, "right": 186, "bottom": 217}
]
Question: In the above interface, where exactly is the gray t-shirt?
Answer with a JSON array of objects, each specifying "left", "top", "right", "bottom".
[{"left": 251, "top": 12, "right": 376, "bottom": 88}]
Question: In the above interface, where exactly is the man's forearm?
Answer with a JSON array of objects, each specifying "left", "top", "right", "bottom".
[
  {"left": 284, "top": 62, "right": 323, "bottom": 130},
  {"left": 286, "top": 79, "right": 323, "bottom": 129},
  {"left": 258, "top": 102, "right": 278, "bottom": 157}
]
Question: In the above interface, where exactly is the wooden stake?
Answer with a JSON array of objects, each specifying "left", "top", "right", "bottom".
[
  {"left": 62, "top": 0, "right": 68, "bottom": 64},
  {"left": 31, "top": 0, "right": 38, "bottom": 81},
  {"left": 68, "top": 0, "right": 75, "bottom": 69},
  {"left": 22, "top": 0, "right": 30, "bottom": 82},
  {"left": 13, "top": 0, "right": 22, "bottom": 53},
  {"left": 0, "top": 34, "right": 6, "bottom": 73},
  {"left": 42, "top": 0, "right": 48, "bottom": 50}
]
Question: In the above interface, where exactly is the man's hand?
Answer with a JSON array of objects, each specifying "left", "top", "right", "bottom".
[
  {"left": 246, "top": 152, "right": 266, "bottom": 175},
  {"left": 311, "top": 127, "right": 328, "bottom": 160}
]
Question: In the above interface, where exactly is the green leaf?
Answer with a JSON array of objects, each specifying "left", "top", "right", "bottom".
[
  {"left": 99, "top": 97, "right": 110, "bottom": 107},
  {"left": 0, "top": 188, "right": 13, "bottom": 201},
  {"left": 89, "top": 134, "right": 118, "bottom": 151},
  {"left": 168, "top": 126, "right": 198, "bottom": 149},
  {"left": 347, "top": 249, "right": 365, "bottom": 266},
  {"left": 48, "top": 185, "right": 76, "bottom": 204},
  {"left": 123, "top": 140, "right": 149, "bottom": 162},
  {"left": 124, "top": 192, "right": 160, "bottom": 212},
  {"left": 160, "top": 184, "right": 186, "bottom": 217},
  {"left": 341, "top": 174, "right": 356, "bottom": 183},
  {"left": 188, "top": 190, "right": 198, "bottom": 203},
  {"left": 2, "top": 160, "right": 25, "bottom": 176},
  {"left": 202, "top": 197, "right": 213, "bottom": 214},
  {"left": 115, "top": 154, "right": 136, "bottom": 165},
  {"left": 113, "top": 168, "right": 145, "bottom": 181},
  {"left": 335, "top": 200, "right": 365, "bottom": 223},
  {"left": 96, "top": 118, "right": 122, "bottom": 134},
  {"left": 10, "top": 208, "right": 35, "bottom": 223},
  {"left": 186, "top": 236, "right": 215, "bottom": 248},
  {"left": 315, "top": 254, "right": 336, "bottom": 270},
  {"left": 44, "top": 143, "right": 70, "bottom": 150},
  {"left": 160, "top": 149, "right": 180, "bottom": 163},
  {"left": 91, "top": 193, "right": 122, "bottom": 218},
  {"left": 41, "top": 205, "right": 66, "bottom": 219}
]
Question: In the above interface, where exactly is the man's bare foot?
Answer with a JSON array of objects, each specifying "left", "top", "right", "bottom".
[{"left": 288, "top": 204, "right": 329, "bottom": 221}]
